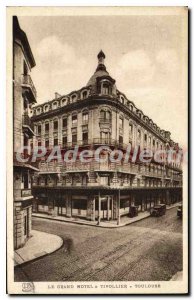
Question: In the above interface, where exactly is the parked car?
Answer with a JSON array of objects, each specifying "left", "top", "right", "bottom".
[
  {"left": 129, "top": 206, "right": 139, "bottom": 218},
  {"left": 150, "top": 204, "right": 166, "bottom": 217},
  {"left": 177, "top": 204, "right": 182, "bottom": 218}
]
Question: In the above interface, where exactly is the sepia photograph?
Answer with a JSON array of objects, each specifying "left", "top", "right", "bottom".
[{"left": 6, "top": 6, "right": 188, "bottom": 294}]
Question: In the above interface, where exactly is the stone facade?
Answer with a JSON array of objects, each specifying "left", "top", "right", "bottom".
[{"left": 30, "top": 51, "right": 183, "bottom": 224}]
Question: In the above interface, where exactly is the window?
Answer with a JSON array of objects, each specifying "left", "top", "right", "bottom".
[
  {"left": 119, "top": 135, "right": 123, "bottom": 144},
  {"left": 72, "top": 134, "right": 77, "bottom": 144},
  {"left": 137, "top": 129, "right": 141, "bottom": 139},
  {"left": 72, "top": 94, "right": 77, "bottom": 102},
  {"left": 119, "top": 117, "right": 123, "bottom": 129},
  {"left": 45, "top": 140, "right": 49, "bottom": 148},
  {"left": 102, "top": 83, "right": 109, "bottom": 95},
  {"left": 62, "top": 118, "right": 67, "bottom": 128},
  {"left": 53, "top": 120, "right": 58, "bottom": 131},
  {"left": 82, "top": 91, "right": 87, "bottom": 99},
  {"left": 82, "top": 112, "right": 89, "bottom": 123},
  {"left": 45, "top": 123, "right": 49, "bottom": 133},
  {"left": 62, "top": 136, "right": 67, "bottom": 147},
  {"left": 54, "top": 138, "right": 58, "bottom": 146},
  {"left": 148, "top": 136, "right": 151, "bottom": 145},
  {"left": 53, "top": 102, "right": 58, "bottom": 109},
  {"left": 100, "top": 110, "right": 111, "bottom": 122},
  {"left": 38, "top": 141, "right": 41, "bottom": 147},
  {"left": 23, "top": 61, "right": 28, "bottom": 75},
  {"left": 129, "top": 124, "right": 133, "bottom": 134},
  {"left": 144, "top": 134, "right": 147, "bottom": 142},
  {"left": 120, "top": 97, "right": 124, "bottom": 104},
  {"left": 23, "top": 172, "right": 29, "bottom": 189},
  {"left": 101, "top": 132, "right": 109, "bottom": 143},
  {"left": 82, "top": 132, "right": 88, "bottom": 144},
  {"left": 72, "top": 114, "right": 77, "bottom": 126},
  {"left": 153, "top": 139, "right": 155, "bottom": 146},
  {"left": 37, "top": 125, "right": 41, "bottom": 135}
]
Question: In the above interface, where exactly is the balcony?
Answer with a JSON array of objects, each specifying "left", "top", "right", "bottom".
[
  {"left": 21, "top": 189, "right": 32, "bottom": 197},
  {"left": 22, "top": 74, "right": 37, "bottom": 103},
  {"left": 22, "top": 114, "right": 35, "bottom": 137}
]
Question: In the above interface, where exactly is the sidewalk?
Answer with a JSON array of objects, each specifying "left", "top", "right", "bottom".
[
  {"left": 14, "top": 230, "right": 63, "bottom": 266},
  {"left": 32, "top": 202, "right": 181, "bottom": 229},
  {"left": 170, "top": 271, "right": 183, "bottom": 281}
]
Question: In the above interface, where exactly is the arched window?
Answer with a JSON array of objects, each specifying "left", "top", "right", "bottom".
[{"left": 100, "top": 110, "right": 111, "bottom": 122}]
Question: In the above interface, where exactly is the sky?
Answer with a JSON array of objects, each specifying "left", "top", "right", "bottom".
[{"left": 18, "top": 13, "right": 187, "bottom": 148}]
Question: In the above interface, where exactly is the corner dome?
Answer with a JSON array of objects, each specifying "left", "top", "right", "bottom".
[{"left": 86, "top": 51, "right": 115, "bottom": 88}]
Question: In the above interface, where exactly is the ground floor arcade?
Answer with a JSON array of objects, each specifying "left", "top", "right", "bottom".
[{"left": 32, "top": 187, "right": 182, "bottom": 224}]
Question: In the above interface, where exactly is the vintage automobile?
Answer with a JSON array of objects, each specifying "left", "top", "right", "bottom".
[
  {"left": 177, "top": 204, "right": 182, "bottom": 218},
  {"left": 150, "top": 204, "right": 166, "bottom": 217},
  {"left": 129, "top": 206, "right": 139, "bottom": 218}
]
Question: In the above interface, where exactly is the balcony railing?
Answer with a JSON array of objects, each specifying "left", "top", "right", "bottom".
[{"left": 22, "top": 74, "right": 37, "bottom": 101}]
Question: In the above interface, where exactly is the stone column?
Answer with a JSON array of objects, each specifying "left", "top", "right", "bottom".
[
  {"left": 66, "top": 193, "right": 72, "bottom": 217},
  {"left": 97, "top": 191, "right": 101, "bottom": 225},
  {"left": 107, "top": 196, "right": 110, "bottom": 221},
  {"left": 117, "top": 190, "right": 120, "bottom": 225}
]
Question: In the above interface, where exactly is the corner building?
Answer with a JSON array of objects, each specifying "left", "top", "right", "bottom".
[
  {"left": 31, "top": 51, "right": 183, "bottom": 224},
  {"left": 13, "top": 17, "right": 38, "bottom": 248}
]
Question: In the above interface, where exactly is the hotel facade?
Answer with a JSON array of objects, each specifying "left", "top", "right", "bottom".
[{"left": 30, "top": 51, "right": 183, "bottom": 224}]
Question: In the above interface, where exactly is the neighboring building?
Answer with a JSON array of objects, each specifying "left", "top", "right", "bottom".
[
  {"left": 13, "top": 16, "right": 38, "bottom": 249},
  {"left": 31, "top": 50, "right": 182, "bottom": 224}
]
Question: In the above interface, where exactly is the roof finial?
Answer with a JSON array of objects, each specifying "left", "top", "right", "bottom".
[{"left": 97, "top": 50, "right": 105, "bottom": 64}]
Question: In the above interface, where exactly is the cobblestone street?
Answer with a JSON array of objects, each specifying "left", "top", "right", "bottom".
[{"left": 15, "top": 207, "right": 182, "bottom": 282}]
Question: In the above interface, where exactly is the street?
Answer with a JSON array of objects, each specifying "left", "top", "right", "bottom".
[{"left": 15, "top": 207, "right": 182, "bottom": 282}]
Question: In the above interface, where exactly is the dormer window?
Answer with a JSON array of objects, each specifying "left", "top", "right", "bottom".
[
  {"left": 44, "top": 105, "right": 49, "bottom": 112},
  {"left": 52, "top": 102, "right": 58, "bottom": 109},
  {"left": 82, "top": 91, "right": 88, "bottom": 99},
  {"left": 71, "top": 94, "right": 77, "bottom": 102},
  {"left": 102, "top": 83, "right": 110, "bottom": 95}
]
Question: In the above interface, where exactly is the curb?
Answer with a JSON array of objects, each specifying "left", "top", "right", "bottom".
[
  {"left": 32, "top": 213, "right": 151, "bottom": 229},
  {"left": 14, "top": 233, "right": 64, "bottom": 268},
  {"left": 32, "top": 203, "right": 180, "bottom": 229}
]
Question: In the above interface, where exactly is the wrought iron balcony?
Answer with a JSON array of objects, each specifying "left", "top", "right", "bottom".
[{"left": 22, "top": 74, "right": 37, "bottom": 103}]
